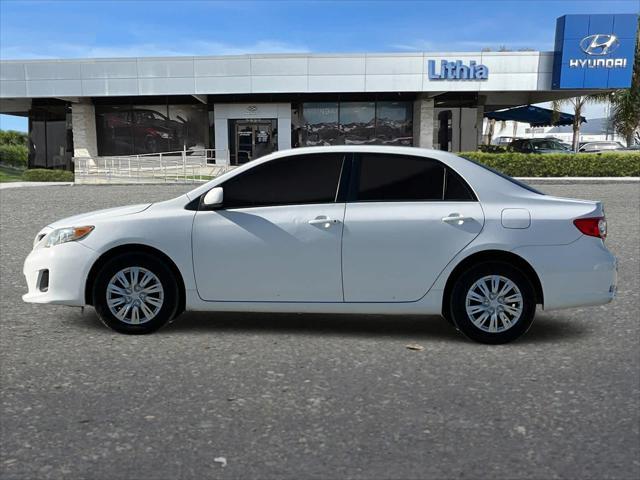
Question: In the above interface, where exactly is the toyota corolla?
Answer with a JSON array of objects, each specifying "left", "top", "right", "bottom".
[{"left": 23, "top": 146, "right": 617, "bottom": 344}]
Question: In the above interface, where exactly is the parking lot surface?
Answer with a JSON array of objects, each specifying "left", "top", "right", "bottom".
[{"left": 1, "top": 182, "right": 639, "bottom": 480}]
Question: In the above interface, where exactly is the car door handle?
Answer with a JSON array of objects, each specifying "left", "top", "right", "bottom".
[
  {"left": 308, "top": 216, "right": 340, "bottom": 228},
  {"left": 442, "top": 213, "right": 472, "bottom": 225}
]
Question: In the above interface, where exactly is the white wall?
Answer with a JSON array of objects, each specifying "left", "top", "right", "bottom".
[{"left": 1, "top": 51, "right": 554, "bottom": 99}]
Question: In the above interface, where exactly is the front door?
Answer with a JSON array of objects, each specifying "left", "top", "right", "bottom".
[
  {"left": 192, "top": 152, "right": 347, "bottom": 302},
  {"left": 342, "top": 152, "right": 485, "bottom": 302},
  {"left": 234, "top": 122, "right": 275, "bottom": 164}
]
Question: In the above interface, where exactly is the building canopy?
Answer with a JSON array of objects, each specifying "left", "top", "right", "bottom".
[{"left": 484, "top": 105, "right": 586, "bottom": 127}]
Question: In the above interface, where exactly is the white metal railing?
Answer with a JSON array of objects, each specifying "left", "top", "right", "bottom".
[{"left": 73, "top": 148, "right": 235, "bottom": 184}]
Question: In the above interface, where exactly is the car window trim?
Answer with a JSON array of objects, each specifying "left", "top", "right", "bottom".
[
  {"left": 335, "top": 153, "right": 353, "bottom": 203},
  {"left": 350, "top": 152, "right": 478, "bottom": 203}
]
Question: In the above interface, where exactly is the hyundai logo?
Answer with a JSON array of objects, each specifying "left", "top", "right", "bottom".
[{"left": 580, "top": 34, "right": 620, "bottom": 55}]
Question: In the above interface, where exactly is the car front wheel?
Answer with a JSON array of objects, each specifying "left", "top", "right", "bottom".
[
  {"left": 449, "top": 261, "right": 536, "bottom": 344},
  {"left": 92, "top": 253, "right": 179, "bottom": 334}
]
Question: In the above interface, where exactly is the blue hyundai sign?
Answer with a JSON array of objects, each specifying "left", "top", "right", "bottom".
[{"left": 553, "top": 14, "right": 638, "bottom": 89}]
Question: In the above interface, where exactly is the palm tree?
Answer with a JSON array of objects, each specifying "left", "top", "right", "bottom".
[
  {"left": 609, "top": 89, "right": 640, "bottom": 147},
  {"left": 551, "top": 94, "right": 610, "bottom": 151},
  {"left": 608, "top": 19, "right": 640, "bottom": 147}
]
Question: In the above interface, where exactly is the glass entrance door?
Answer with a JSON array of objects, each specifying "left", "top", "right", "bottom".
[{"left": 232, "top": 120, "right": 277, "bottom": 165}]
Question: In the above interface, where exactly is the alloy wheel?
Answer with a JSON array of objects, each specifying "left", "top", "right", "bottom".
[
  {"left": 106, "top": 266, "right": 165, "bottom": 325},
  {"left": 464, "top": 275, "right": 524, "bottom": 333}
]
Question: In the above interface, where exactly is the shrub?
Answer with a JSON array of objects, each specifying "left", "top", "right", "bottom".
[
  {"left": 22, "top": 169, "right": 74, "bottom": 182},
  {"left": 0, "top": 130, "right": 28, "bottom": 146},
  {"left": 0, "top": 144, "right": 28, "bottom": 168},
  {"left": 460, "top": 152, "right": 640, "bottom": 177}
]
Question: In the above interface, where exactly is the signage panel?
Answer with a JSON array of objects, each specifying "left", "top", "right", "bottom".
[
  {"left": 552, "top": 14, "right": 638, "bottom": 89},
  {"left": 427, "top": 60, "right": 489, "bottom": 80}
]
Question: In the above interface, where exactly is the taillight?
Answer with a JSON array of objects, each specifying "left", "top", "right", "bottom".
[{"left": 574, "top": 216, "right": 607, "bottom": 239}]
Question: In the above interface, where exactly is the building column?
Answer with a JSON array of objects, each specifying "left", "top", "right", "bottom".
[
  {"left": 276, "top": 103, "right": 292, "bottom": 151},
  {"left": 413, "top": 96, "right": 434, "bottom": 149},
  {"left": 71, "top": 100, "right": 98, "bottom": 158},
  {"left": 476, "top": 104, "right": 485, "bottom": 146}
]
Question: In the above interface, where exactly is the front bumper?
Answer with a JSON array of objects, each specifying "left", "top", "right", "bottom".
[
  {"left": 23, "top": 241, "right": 99, "bottom": 306},
  {"left": 513, "top": 236, "right": 617, "bottom": 311}
]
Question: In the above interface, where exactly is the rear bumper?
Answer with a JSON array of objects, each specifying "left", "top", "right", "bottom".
[
  {"left": 513, "top": 236, "right": 617, "bottom": 311},
  {"left": 23, "top": 242, "right": 98, "bottom": 307}
]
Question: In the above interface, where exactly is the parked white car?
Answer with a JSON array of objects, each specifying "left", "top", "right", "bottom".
[{"left": 23, "top": 146, "right": 617, "bottom": 344}]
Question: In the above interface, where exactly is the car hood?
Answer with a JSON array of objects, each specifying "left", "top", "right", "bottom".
[{"left": 47, "top": 203, "right": 152, "bottom": 229}]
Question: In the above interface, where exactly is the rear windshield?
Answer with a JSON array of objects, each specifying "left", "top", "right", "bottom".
[{"left": 462, "top": 157, "right": 545, "bottom": 195}]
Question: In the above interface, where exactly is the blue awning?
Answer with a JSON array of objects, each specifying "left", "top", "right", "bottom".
[{"left": 485, "top": 105, "right": 586, "bottom": 127}]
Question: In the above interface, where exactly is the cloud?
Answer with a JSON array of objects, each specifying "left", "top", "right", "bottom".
[
  {"left": 0, "top": 39, "right": 309, "bottom": 60},
  {"left": 389, "top": 38, "right": 554, "bottom": 52},
  {"left": 388, "top": 22, "right": 555, "bottom": 53},
  {"left": 390, "top": 40, "right": 438, "bottom": 51}
]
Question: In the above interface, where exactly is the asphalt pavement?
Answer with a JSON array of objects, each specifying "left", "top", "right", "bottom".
[{"left": 1, "top": 182, "right": 639, "bottom": 480}]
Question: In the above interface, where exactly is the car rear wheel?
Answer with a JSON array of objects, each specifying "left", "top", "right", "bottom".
[
  {"left": 449, "top": 261, "right": 536, "bottom": 344},
  {"left": 92, "top": 253, "right": 178, "bottom": 334}
]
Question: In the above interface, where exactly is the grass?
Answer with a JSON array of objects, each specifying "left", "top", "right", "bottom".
[{"left": 0, "top": 165, "right": 24, "bottom": 182}]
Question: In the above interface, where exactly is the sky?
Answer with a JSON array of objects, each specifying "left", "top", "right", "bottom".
[{"left": 1, "top": 0, "right": 638, "bottom": 131}]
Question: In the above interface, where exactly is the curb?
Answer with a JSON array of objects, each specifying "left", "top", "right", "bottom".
[{"left": 0, "top": 182, "right": 74, "bottom": 190}]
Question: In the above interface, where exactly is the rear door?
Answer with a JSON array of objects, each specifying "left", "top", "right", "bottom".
[{"left": 342, "top": 152, "right": 485, "bottom": 302}]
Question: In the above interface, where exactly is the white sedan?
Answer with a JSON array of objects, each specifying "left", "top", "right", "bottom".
[{"left": 23, "top": 146, "right": 617, "bottom": 344}]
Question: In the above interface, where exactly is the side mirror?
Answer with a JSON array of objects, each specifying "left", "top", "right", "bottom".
[{"left": 202, "top": 187, "right": 223, "bottom": 209}]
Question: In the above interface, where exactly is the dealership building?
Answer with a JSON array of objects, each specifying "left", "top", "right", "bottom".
[{"left": 0, "top": 13, "right": 637, "bottom": 170}]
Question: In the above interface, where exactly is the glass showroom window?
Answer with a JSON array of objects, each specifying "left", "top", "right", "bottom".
[
  {"left": 341, "top": 102, "right": 376, "bottom": 145},
  {"left": 96, "top": 105, "right": 135, "bottom": 156},
  {"left": 301, "top": 102, "right": 343, "bottom": 146},
  {"left": 96, "top": 102, "right": 208, "bottom": 156},
  {"left": 301, "top": 101, "right": 412, "bottom": 147},
  {"left": 375, "top": 102, "right": 413, "bottom": 146},
  {"left": 168, "top": 104, "right": 208, "bottom": 152},
  {"left": 131, "top": 105, "right": 172, "bottom": 154}
]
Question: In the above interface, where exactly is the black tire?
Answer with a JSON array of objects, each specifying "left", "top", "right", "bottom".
[
  {"left": 92, "top": 252, "right": 179, "bottom": 334},
  {"left": 449, "top": 261, "right": 536, "bottom": 344}
]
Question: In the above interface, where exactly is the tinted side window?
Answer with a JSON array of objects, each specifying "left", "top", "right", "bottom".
[
  {"left": 357, "top": 154, "right": 444, "bottom": 201},
  {"left": 444, "top": 168, "right": 475, "bottom": 201},
  {"left": 222, "top": 153, "right": 344, "bottom": 209}
]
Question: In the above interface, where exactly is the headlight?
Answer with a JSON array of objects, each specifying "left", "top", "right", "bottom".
[
  {"left": 45, "top": 226, "right": 94, "bottom": 248},
  {"left": 159, "top": 132, "right": 170, "bottom": 139}
]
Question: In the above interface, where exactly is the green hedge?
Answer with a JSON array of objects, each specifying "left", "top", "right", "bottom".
[
  {"left": 0, "top": 144, "right": 28, "bottom": 168},
  {"left": 477, "top": 144, "right": 508, "bottom": 153},
  {"left": 460, "top": 152, "right": 640, "bottom": 177},
  {"left": 22, "top": 169, "right": 74, "bottom": 182}
]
